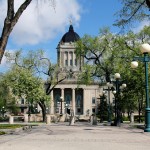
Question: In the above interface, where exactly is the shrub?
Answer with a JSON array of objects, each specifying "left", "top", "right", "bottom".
[
  {"left": 0, "top": 131, "right": 6, "bottom": 135},
  {"left": 122, "top": 116, "right": 129, "bottom": 121}
]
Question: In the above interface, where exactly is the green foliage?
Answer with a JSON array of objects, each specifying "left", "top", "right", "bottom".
[
  {"left": 0, "top": 116, "right": 9, "bottom": 122},
  {"left": 75, "top": 25, "right": 150, "bottom": 117},
  {"left": 114, "top": 0, "right": 150, "bottom": 28},
  {"left": 77, "top": 65, "right": 95, "bottom": 85},
  {"left": 5, "top": 66, "right": 49, "bottom": 105},
  {"left": 4, "top": 49, "right": 64, "bottom": 121},
  {"left": 0, "top": 74, "right": 17, "bottom": 115},
  {"left": 97, "top": 96, "right": 108, "bottom": 122},
  {"left": 0, "top": 131, "right": 6, "bottom": 135},
  {"left": 134, "top": 115, "right": 145, "bottom": 122},
  {"left": 122, "top": 116, "right": 129, "bottom": 121}
]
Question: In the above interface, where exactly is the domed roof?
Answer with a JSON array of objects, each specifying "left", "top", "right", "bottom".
[{"left": 61, "top": 25, "right": 80, "bottom": 43}]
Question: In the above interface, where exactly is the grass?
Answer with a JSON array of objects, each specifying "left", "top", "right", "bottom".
[
  {"left": 0, "top": 124, "right": 25, "bottom": 129},
  {"left": 0, "top": 131, "right": 6, "bottom": 135}
]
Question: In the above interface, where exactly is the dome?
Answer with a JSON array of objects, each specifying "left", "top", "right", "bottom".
[{"left": 61, "top": 25, "right": 80, "bottom": 43}]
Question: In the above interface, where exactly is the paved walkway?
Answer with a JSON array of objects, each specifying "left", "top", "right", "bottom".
[{"left": 0, "top": 122, "right": 150, "bottom": 150}]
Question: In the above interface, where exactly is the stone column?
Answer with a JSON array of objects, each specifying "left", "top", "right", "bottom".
[
  {"left": 50, "top": 90, "right": 54, "bottom": 114},
  {"left": 83, "top": 88, "right": 86, "bottom": 115},
  {"left": 90, "top": 114, "right": 97, "bottom": 125},
  {"left": 9, "top": 116, "right": 14, "bottom": 124},
  {"left": 46, "top": 115, "right": 51, "bottom": 124},
  {"left": 130, "top": 112, "right": 134, "bottom": 123},
  {"left": 68, "top": 51, "right": 70, "bottom": 66},
  {"left": 72, "top": 51, "right": 74, "bottom": 66},
  {"left": 72, "top": 88, "right": 75, "bottom": 115},
  {"left": 61, "top": 88, "right": 65, "bottom": 114},
  {"left": 59, "top": 51, "right": 61, "bottom": 67},
  {"left": 61, "top": 51, "right": 64, "bottom": 67},
  {"left": 24, "top": 114, "right": 28, "bottom": 123}
]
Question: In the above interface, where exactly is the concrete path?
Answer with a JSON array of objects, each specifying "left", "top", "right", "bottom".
[{"left": 0, "top": 122, "right": 150, "bottom": 150}]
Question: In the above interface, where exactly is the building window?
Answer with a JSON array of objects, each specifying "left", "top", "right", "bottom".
[
  {"left": 65, "top": 60, "right": 68, "bottom": 66},
  {"left": 92, "top": 108, "right": 95, "bottom": 113},
  {"left": 76, "top": 95, "right": 81, "bottom": 106},
  {"left": 65, "top": 51, "right": 68, "bottom": 66},
  {"left": 70, "top": 59, "right": 73, "bottom": 66},
  {"left": 77, "top": 108, "right": 81, "bottom": 113},
  {"left": 92, "top": 97, "right": 95, "bottom": 104},
  {"left": 75, "top": 59, "right": 77, "bottom": 66},
  {"left": 65, "top": 94, "right": 71, "bottom": 104}
]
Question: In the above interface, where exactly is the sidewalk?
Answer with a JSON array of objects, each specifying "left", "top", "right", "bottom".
[{"left": 0, "top": 122, "right": 150, "bottom": 150}]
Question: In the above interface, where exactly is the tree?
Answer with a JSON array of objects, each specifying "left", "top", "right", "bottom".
[
  {"left": 114, "top": 0, "right": 150, "bottom": 28},
  {"left": 75, "top": 26, "right": 150, "bottom": 120},
  {"left": 0, "top": 73, "right": 18, "bottom": 116},
  {"left": 4, "top": 65, "right": 50, "bottom": 121},
  {"left": 98, "top": 94, "right": 108, "bottom": 122},
  {"left": 75, "top": 27, "right": 118, "bottom": 83},
  {"left": 5, "top": 49, "right": 70, "bottom": 121},
  {"left": 0, "top": 0, "right": 55, "bottom": 64}
]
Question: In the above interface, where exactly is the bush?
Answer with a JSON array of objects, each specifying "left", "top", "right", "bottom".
[
  {"left": 0, "top": 116, "right": 9, "bottom": 122},
  {"left": 134, "top": 115, "right": 145, "bottom": 122},
  {"left": 0, "top": 131, "right": 6, "bottom": 135},
  {"left": 122, "top": 116, "right": 129, "bottom": 121}
]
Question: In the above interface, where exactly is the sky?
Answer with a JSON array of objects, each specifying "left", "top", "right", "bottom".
[{"left": 0, "top": 0, "right": 149, "bottom": 73}]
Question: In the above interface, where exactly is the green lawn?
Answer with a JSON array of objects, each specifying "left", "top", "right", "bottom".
[{"left": 0, "top": 124, "right": 25, "bottom": 129}]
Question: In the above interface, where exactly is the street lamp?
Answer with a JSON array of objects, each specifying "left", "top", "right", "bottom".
[
  {"left": 112, "top": 73, "right": 126, "bottom": 126},
  {"left": 131, "top": 43, "right": 150, "bottom": 132}
]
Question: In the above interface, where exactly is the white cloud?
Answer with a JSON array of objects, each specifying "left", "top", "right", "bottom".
[
  {"left": 132, "top": 20, "right": 150, "bottom": 33},
  {"left": 0, "top": 0, "right": 82, "bottom": 45},
  {"left": 0, "top": 49, "right": 14, "bottom": 72}
]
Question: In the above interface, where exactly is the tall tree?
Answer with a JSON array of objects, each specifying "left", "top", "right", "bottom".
[
  {"left": 0, "top": 0, "right": 55, "bottom": 64},
  {"left": 114, "top": 0, "right": 150, "bottom": 28},
  {"left": 0, "top": 73, "right": 18, "bottom": 115},
  {"left": 75, "top": 26, "right": 150, "bottom": 120},
  {"left": 5, "top": 49, "right": 70, "bottom": 121},
  {"left": 4, "top": 66, "right": 50, "bottom": 121},
  {"left": 75, "top": 27, "right": 117, "bottom": 83}
]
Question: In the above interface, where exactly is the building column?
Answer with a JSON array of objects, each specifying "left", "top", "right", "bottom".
[
  {"left": 61, "top": 51, "right": 64, "bottom": 67},
  {"left": 68, "top": 52, "right": 70, "bottom": 66},
  {"left": 61, "top": 88, "right": 65, "bottom": 114},
  {"left": 50, "top": 90, "right": 54, "bottom": 114},
  {"left": 72, "top": 52, "right": 74, "bottom": 66},
  {"left": 72, "top": 88, "right": 75, "bottom": 115},
  {"left": 59, "top": 51, "right": 61, "bottom": 67},
  {"left": 83, "top": 88, "right": 88, "bottom": 115}
]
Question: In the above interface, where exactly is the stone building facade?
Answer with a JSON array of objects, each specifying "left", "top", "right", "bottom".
[{"left": 50, "top": 25, "right": 103, "bottom": 117}]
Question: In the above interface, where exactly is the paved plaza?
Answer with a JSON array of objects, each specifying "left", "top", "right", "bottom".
[{"left": 0, "top": 122, "right": 150, "bottom": 150}]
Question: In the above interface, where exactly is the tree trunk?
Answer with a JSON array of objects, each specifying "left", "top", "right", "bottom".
[
  {"left": 0, "top": 0, "right": 32, "bottom": 63},
  {"left": 38, "top": 101, "right": 46, "bottom": 122}
]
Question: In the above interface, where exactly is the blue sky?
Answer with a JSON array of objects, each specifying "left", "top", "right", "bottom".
[{"left": 0, "top": 0, "right": 147, "bottom": 73}]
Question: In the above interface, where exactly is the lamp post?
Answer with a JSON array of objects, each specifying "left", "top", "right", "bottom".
[
  {"left": 112, "top": 73, "right": 126, "bottom": 126},
  {"left": 131, "top": 43, "right": 150, "bottom": 132}
]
